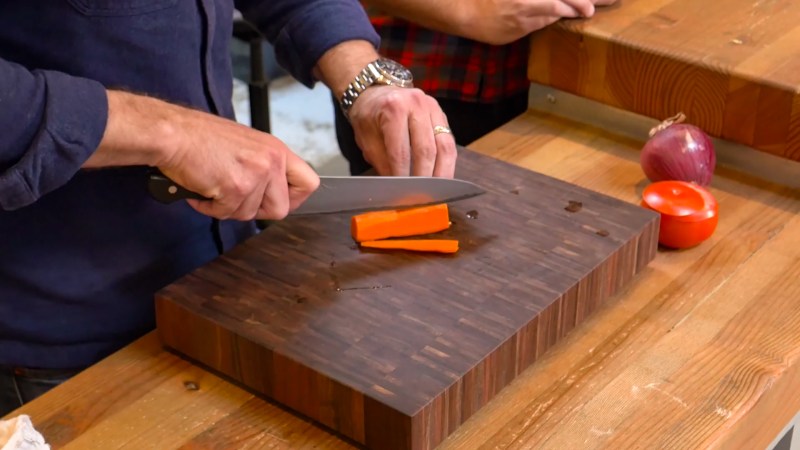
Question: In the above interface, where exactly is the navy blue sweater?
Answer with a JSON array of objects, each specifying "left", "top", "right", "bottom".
[{"left": 0, "top": 1, "right": 378, "bottom": 369}]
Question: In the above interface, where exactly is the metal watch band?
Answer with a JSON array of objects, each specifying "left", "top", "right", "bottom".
[{"left": 340, "top": 62, "right": 380, "bottom": 118}]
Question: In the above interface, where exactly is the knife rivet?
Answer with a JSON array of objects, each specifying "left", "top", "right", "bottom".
[{"left": 168, "top": 185, "right": 178, "bottom": 194}]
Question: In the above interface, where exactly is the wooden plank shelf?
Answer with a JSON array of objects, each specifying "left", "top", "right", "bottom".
[
  {"left": 155, "top": 148, "right": 658, "bottom": 450},
  {"left": 529, "top": 0, "right": 800, "bottom": 160}
]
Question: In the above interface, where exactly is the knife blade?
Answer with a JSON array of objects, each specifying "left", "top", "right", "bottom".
[{"left": 147, "top": 172, "right": 485, "bottom": 215}]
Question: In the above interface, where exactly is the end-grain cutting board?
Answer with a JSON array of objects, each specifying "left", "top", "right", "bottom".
[{"left": 155, "top": 148, "right": 659, "bottom": 450}]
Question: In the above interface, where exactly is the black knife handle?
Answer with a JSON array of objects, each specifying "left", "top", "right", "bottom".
[{"left": 147, "top": 172, "right": 211, "bottom": 203}]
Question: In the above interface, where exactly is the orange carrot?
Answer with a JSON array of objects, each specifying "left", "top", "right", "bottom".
[
  {"left": 350, "top": 203, "right": 451, "bottom": 242},
  {"left": 360, "top": 239, "right": 459, "bottom": 254}
]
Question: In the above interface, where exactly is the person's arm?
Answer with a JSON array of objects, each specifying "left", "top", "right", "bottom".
[
  {"left": 236, "top": 0, "right": 457, "bottom": 177},
  {"left": 0, "top": 58, "right": 109, "bottom": 211},
  {"left": 234, "top": 0, "right": 380, "bottom": 88},
  {"left": 364, "top": 0, "right": 617, "bottom": 45},
  {"left": 85, "top": 90, "right": 319, "bottom": 221},
  {"left": 0, "top": 55, "right": 317, "bottom": 220},
  {"left": 315, "top": 40, "right": 457, "bottom": 177}
]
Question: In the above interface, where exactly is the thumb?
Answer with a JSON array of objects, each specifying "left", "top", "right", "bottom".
[{"left": 285, "top": 151, "right": 320, "bottom": 211}]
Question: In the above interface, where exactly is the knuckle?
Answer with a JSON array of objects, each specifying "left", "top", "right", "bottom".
[
  {"left": 390, "top": 87, "right": 424, "bottom": 107},
  {"left": 239, "top": 203, "right": 261, "bottom": 221},
  {"left": 443, "top": 148, "right": 458, "bottom": 163},
  {"left": 268, "top": 151, "right": 285, "bottom": 171},
  {"left": 410, "top": 87, "right": 427, "bottom": 98},
  {"left": 415, "top": 142, "right": 436, "bottom": 160},
  {"left": 380, "top": 93, "right": 406, "bottom": 115},
  {"left": 387, "top": 146, "right": 410, "bottom": 164},
  {"left": 437, "top": 143, "right": 458, "bottom": 164},
  {"left": 277, "top": 204, "right": 290, "bottom": 219},
  {"left": 266, "top": 204, "right": 290, "bottom": 221},
  {"left": 212, "top": 206, "right": 233, "bottom": 221},
  {"left": 440, "top": 136, "right": 458, "bottom": 151},
  {"left": 307, "top": 175, "right": 321, "bottom": 192},
  {"left": 253, "top": 152, "right": 276, "bottom": 175},
  {"left": 231, "top": 211, "right": 253, "bottom": 221},
  {"left": 228, "top": 178, "right": 253, "bottom": 198},
  {"left": 423, "top": 93, "right": 440, "bottom": 108},
  {"left": 446, "top": 140, "right": 459, "bottom": 155}
]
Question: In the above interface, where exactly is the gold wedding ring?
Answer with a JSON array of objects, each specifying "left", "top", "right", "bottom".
[{"left": 433, "top": 125, "right": 452, "bottom": 136}]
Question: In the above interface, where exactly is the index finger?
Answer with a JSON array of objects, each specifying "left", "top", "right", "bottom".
[{"left": 560, "top": 0, "right": 595, "bottom": 17}]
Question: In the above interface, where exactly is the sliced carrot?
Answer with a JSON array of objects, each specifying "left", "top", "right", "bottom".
[
  {"left": 360, "top": 239, "right": 459, "bottom": 254},
  {"left": 350, "top": 203, "right": 450, "bottom": 242}
]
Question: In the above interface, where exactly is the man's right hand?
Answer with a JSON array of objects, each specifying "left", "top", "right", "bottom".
[{"left": 85, "top": 90, "right": 320, "bottom": 221}]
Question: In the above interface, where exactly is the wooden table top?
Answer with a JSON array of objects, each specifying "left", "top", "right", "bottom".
[
  {"left": 529, "top": 0, "right": 800, "bottom": 160},
  {"left": 9, "top": 108, "right": 800, "bottom": 449}
]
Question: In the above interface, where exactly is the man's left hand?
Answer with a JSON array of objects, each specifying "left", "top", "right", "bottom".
[{"left": 347, "top": 85, "right": 457, "bottom": 178}]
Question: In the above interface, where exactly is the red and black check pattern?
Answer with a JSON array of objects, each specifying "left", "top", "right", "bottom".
[{"left": 369, "top": 14, "right": 530, "bottom": 103}]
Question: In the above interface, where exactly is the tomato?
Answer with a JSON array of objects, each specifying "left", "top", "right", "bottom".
[{"left": 640, "top": 181, "right": 718, "bottom": 249}]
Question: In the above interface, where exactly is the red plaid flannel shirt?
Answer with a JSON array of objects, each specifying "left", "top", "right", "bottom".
[{"left": 368, "top": 12, "right": 530, "bottom": 103}]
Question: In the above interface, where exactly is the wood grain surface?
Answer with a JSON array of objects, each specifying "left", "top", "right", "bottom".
[
  {"left": 529, "top": 0, "right": 800, "bottom": 160},
  {"left": 10, "top": 107, "right": 800, "bottom": 450},
  {"left": 154, "top": 149, "right": 658, "bottom": 450}
]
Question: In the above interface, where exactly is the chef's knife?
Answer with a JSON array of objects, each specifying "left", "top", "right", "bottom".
[{"left": 147, "top": 172, "right": 485, "bottom": 215}]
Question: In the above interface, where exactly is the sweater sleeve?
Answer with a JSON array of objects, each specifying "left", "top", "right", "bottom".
[
  {"left": 0, "top": 58, "right": 108, "bottom": 210},
  {"left": 234, "top": 0, "right": 380, "bottom": 87}
]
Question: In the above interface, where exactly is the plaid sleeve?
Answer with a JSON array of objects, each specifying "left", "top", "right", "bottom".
[{"left": 373, "top": 19, "right": 530, "bottom": 103}]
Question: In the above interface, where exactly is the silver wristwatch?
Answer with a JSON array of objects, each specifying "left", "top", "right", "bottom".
[{"left": 339, "top": 58, "right": 414, "bottom": 118}]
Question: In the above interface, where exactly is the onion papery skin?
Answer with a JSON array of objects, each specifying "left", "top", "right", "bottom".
[{"left": 641, "top": 123, "right": 715, "bottom": 186}]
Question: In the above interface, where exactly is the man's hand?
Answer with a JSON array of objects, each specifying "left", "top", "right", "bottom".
[
  {"left": 85, "top": 91, "right": 320, "bottom": 221},
  {"left": 347, "top": 85, "right": 457, "bottom": 177},
  {"left": 157, "top": 107, "right": 319, "bottom": 220},
  {"left": 314, "top": 40, "right": 457, "bottom": 178}
]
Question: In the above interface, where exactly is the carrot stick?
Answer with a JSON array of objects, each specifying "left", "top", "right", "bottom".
[
  {"left": 360, "top": 239, "right": 459, "bottom": 254},
  {"left": 350, "top": 203, "right": 451, "bottom": 242}
]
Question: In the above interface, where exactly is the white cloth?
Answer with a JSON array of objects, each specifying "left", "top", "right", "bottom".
[{"left": 0, "top": 415, "right": 49, "bottom": 450}]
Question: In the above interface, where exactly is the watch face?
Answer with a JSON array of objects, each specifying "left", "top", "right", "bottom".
[{"left": 376, "top": 58, "right": 413, "bottom": 85}]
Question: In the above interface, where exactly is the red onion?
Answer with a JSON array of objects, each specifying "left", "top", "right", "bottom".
[{"left": 640, "top": 113, "right": 716, "bottom": 186}]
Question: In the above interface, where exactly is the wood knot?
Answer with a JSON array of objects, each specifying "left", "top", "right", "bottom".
[{"left": 564, "top": 200, "right": 583, "bottom": 213}]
